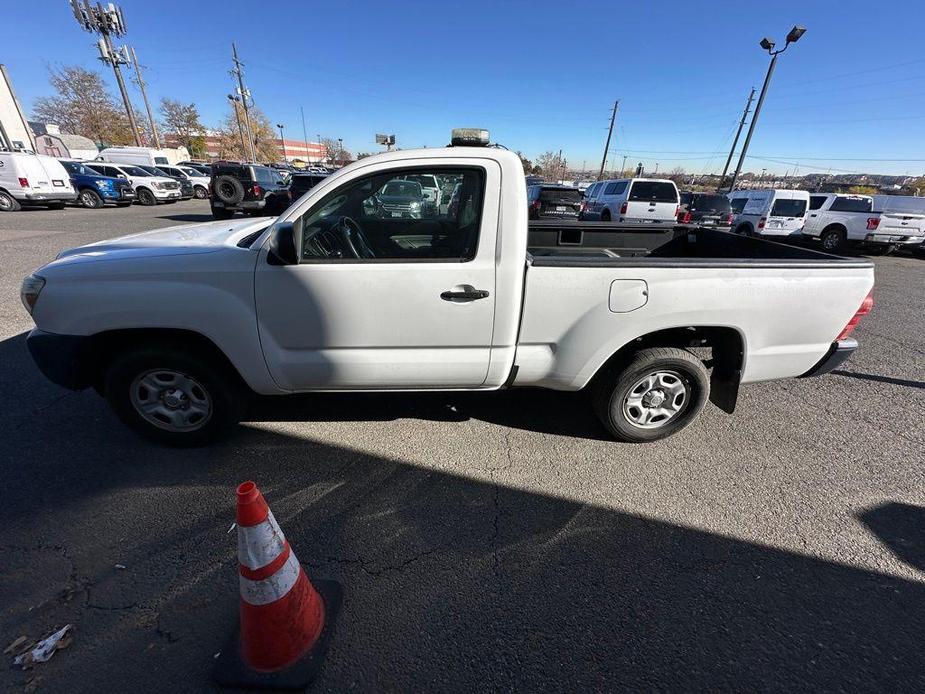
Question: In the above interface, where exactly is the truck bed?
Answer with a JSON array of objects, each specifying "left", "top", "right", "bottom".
[{"left": 527, "top": 221, "right": 873, "bottom": 268}]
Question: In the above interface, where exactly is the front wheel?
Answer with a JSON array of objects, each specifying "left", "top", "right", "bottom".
[
  {"left": 104, "top": 346, "right": 245, "bottom": 446},
  {"left": 0, "top": 191, "right": 21, "bottom": 211},
  {"left": 193, "top": 185, "right": 208, "bottom": 199},
  {"left": 592, "top": 347, "right": 709, "bottom": 443},
  {"left": 136, "top": 188, "right": 157, "bottom": 206},
  {"left": 79, "top": 189, "right": 104, "bottom": 209}
]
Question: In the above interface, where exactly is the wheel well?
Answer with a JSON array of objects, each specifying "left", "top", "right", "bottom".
[
  {"left": 591, "top": 326, "right": 745, "bottom": 413},
  {"left": 85, "top": 328, "right": 248, "bottom": 392},
  {"left": 822, "top": 223, "right": 846, "bottom": 236}
]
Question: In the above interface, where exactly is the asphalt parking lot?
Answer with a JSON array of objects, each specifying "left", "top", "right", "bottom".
[{"left": 1, "top": 200, "right": 923, "bottom": 692}]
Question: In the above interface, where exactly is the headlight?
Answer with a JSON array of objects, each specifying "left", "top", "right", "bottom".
[
  {"left": 410, "top": 201, "right": 421, "bottom": 211},
  {"left": 151, "top": 181, "right": 162, "bottom": 190},
  {"left": 20, "top": 274, "right": 45, "bottom": 314}
]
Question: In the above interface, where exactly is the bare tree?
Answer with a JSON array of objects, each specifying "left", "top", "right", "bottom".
[
  {"left": 160, "top": 98, "right": 205, "bottom": 155},
  {"left": 32, "top": 66, "right": 136, "bottom": 145},
  {"left": 320, "top": 137, "right": 353, "bottom": 166},
  {"left": 217, "top": 102, "right": 280, "bottom": 162},
  {"left": 536, "top": 151, "right": 569, "bottom": 182}
]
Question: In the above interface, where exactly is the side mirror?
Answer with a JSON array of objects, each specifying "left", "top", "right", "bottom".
[{"left": 268, "top": 221, "right": 298, "bottom": 266}]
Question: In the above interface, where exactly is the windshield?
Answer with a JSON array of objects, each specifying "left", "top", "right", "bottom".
[
  {"left": 691, "top": 194, "right": 731, "bottom": 212},
  {"left": 61, "top": 161, "right": 92, "bottom": 176},
  {"left": 180, "top": 167, "right": 202, "bottom": 177},
  {"left": 122, "top": 166, "right": 149, "bottom": 176},
  {"left": 382, "top": 181, "right": 422, "bottom": 197},
  {"left": 770, "top": 198, "right": 807, "bottom": 217},
  {"left": 628, "top": 181, "right": 678, "bottom": 203},
  {"left": 405, "top": 175, "right": 437, "bottom": 190}
]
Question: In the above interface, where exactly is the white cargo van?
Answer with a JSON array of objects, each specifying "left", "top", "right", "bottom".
[
  {"left": 727, "top": 189, "right": 810, "bottom": 237},
  {"left": 0, "top": 151, "right": 77, "bottom": 211},
  {"left": 581, "top": 178, "right": 679, "bottom": 224},
  {"left": 96, "top": 146, "right": 184, "bottom": 167}
]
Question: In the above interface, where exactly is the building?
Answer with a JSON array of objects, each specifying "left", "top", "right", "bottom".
[
  {"left": 0, "top": 64, "right": 34, "bottom": 151},
  {"left": 276, "top": 138, "right": 325, "bottom": 164},
  {"left": 29, "top": 122, "right": 99, "bottom": 160},
  {"left": 163, "top": 131, "right": 223, "bottom": 160}
]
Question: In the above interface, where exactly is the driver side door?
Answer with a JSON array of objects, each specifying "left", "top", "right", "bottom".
[{"left": 254, "top": 159, "right": 500, "bottom": 391}]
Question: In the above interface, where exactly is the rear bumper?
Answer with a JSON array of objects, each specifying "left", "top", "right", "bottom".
[
  {"left": 800, "top": 338, "right": 858, "bottom": 377},
  {"left": 26, "top": 329, "right": 95, "bottom": 390},
  {"left": 20, "top": 192, "right": 78, "bottom": 202},
  {"left": 865, "top": 233, "right": 925, "bottom": 245}
]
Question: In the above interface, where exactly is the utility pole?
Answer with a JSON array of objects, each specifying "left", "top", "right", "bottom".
[
  {"left": 300, "top": 107, "right": 310, "bottom": 164},
  {"left": 717, "top": 88, "right": 755, "bottom": 192},
  {"left": 231, "top": 42, "right": 257, "bottom": 162},
  {"left": 69, "top": 1, "right": 141, "bottom": 146},
  {"left": 728, "top": 25, "right": 807, "bottom": 193},
  {"left": 598, "top": 100, "right": 618, "bottom": 180},
  {"left": 621, "top": 154, "right": 628, "bottom": 176},
  {"left": 227, "top": 95, "right": 247, "bottom": 157},
  {"left": 129, "top": 46, "right": 160, "bottom": 149}
]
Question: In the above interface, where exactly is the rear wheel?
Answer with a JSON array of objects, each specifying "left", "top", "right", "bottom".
[
  {"left": 0, "top": 191, "right": 20, "bottom": 211},
  {"left": 735, "top": 224, "right": 752, "bottom": 236},
  {"left": 211, "top": 206, "right": 234, "bottom": 220},
  {"left": 104, "top": 345, "right": 245, "bottom": 447},
  {"left": 592, "top": 347, "right": 709, "bottom": 443},
  {"left": 820, "top": 226, "right": 846, "bottom": 253},
  {"left": 79, "top": 189, "right": 104, "bottom": 209},
  {"left": 136, "top": 188, "right": 157, "bottom": 206}
]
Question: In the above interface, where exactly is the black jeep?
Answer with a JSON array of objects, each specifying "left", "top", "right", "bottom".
[{"left": 209, "top": 162, "right": 291, "bottom": 219}]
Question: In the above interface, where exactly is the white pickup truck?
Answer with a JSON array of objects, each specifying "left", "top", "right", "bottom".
[
  {"left": 21, "top": 130, "right": 876, "bottom": 446},
  {"left": 803, "top": 193, "right": 925, "bottom": 253}
]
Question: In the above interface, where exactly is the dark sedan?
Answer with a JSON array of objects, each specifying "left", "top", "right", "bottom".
[{"left": 678, "top": 192, "right": 734, "bottom": 229}]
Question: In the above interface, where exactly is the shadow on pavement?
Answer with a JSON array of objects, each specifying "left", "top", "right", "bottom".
[
  {"left": 858, "top": 501, "right": 925, "bottom": 573},
  {"left": 832, "top": 369, "right": 925, "bottom": 390},
  {"left": 155, "top": 213, "right": 216, "bottom": 223},
  {"left": 2, "top": 332, "right": 925, "bottom": 691}
]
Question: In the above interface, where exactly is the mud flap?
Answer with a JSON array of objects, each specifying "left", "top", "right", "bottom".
[{"left": 710, "top": 368, "right": 740, "bottom": 414}]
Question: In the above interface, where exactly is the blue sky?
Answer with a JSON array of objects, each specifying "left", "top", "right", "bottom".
[{"left": 6, "top": 0, "right": 925, "bottom": 174}]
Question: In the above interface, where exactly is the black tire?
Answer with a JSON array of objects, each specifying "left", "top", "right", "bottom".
[
  {"left": 592, "top": 347, "right": 709, "bottom": 443},
  {"left": 104, "top": 344, "right": 245, "bottom": 447},
  {"left": 46, "top": 201, "right": 66, "bottom": 210},
  {"left": 600, "top": 209, "right": 611, "bottom": 222},
  {"left": 193, "top": 185, "right": 209, "bottom": 199},
  {"left": 868, "top": 243, "right": 897, "bottom": 256},
  {"left": 820, "top": 226, "right": 846, "bottom": 253},
  {"left": 211, "top": 206, "right": 235, "bottom": 220},
  {"left": 79, "top": 189, "right": 104, "bottom": 209},
  {"left": 136, "top": 187, "right": 157, "bottom": 206},
  {"left": 735, "top": 224, "right": 752, "bottom": 236},
  {"left": 0, "top": 190, "right": 20, "bottom": 211},
  {"left": 213, "top": 175, "right": 245, "bottom": 205}
]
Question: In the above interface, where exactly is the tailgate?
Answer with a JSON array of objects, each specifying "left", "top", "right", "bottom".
[{"left": 878, "top": 212, "right": 925, "bottom": 236}]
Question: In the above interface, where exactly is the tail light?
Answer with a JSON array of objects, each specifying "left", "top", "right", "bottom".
[
  {"left": 726, "top": 213, "right": 734, "bottom": 225},
  {"left": 18, "top": 177, "right": 29, "bottom": 188},
  {"left": 836, "top": 290, "right": 874, "bottom": 341},
  {"left": 681, "top": 211, "right": 692, "bottom": 223},
  {"left": 531, "top": 199, "right": 541, "bottom": 211},
  {"left": 866, "top": 217, "right": 880, "bottom": 230},
  {"left": 757, "top": 217, "right": 767, "bottom": 229},
  {"left": 579, "top": 200, "right": 587, "bottom": 213},
  {"left": 620, "top": 201, "right": 628, "bottom": 214},
  {"left": 252, "top": 184, "right": 263, "bottom": 197}
]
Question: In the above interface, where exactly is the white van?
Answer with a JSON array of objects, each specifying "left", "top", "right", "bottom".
[
  {"left": 0, "top": 151, "right": 77, "bottom": 211},
  {"left": 727, "top": 189, "right": 810, "bottom": 237},
  {"left": 86, "top": 162, "right": 181, "bottom": 206},
  {"left": 96, "top": 146, "right": 185, "bottom": 167},
  {"left": 580, "top": 178, "right": 679, "bottom": 223}
]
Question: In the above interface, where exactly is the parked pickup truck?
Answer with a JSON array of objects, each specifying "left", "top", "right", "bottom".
[
  {"left": 21, "top": 130, "right": 875, "bottom": 446},
  {"left": 803, "top": 193, "right": 925, "bottom": 253}
]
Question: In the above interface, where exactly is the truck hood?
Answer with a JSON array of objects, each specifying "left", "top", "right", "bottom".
[{"left": 55, "top": 217, "right": 273, "bottom": 261}]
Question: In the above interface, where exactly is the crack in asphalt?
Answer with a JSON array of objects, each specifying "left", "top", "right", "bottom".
[{"left": 316, "top": 547, "right": 441, "bottom": 577}]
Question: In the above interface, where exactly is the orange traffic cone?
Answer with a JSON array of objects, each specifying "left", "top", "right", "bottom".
[{"left": 213, "top": 481, "right": 341, "bottom": 690}]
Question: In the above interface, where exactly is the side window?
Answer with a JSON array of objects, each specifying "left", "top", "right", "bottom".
[
  {"left": 809, "top": 196, "right": 826, "bottom": 211},
  {"left": 829, "top": 196, "right": 872, "bottom": 213},
  {"left": 294, "top": 167, "right": 486, "bottom": 263},
  {"left": 729, "top": 197, "right": 747, "bottom": 213},
  {"left": 603, "top": 182, "right": 618, "bottom": 195}
]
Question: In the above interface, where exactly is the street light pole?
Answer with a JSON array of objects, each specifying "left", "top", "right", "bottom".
[
  {"left": 727, "top": 25, "right": 806, "bottom": 193},
  {"left": 277, "top": 123, "right": 286, "bottom": 162}
]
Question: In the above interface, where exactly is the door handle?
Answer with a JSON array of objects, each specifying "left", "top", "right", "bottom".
[
  {"left": 810, "top": 213, "right": 817, "bottom": 217},
  {"left": 441, "top": 289, "right": 489, "bottom": 301}
]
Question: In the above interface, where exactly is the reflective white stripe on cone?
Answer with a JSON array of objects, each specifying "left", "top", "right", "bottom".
[
  {"left": 237, "top": 509, "right": 286, "bottom": 570},
  {"left": 239, "top": 549, "right": 302, "bottom": 606}
]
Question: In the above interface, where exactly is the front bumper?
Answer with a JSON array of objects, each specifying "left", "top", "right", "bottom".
[
  {"left": 801, "top": 338, "right": 858, "bottom": 377},
  {"left": 26, "top": 329, "right": 95, "bottom": 390},
  {"left": 153, "top": 189, "right": 182, "bottom": 200}
]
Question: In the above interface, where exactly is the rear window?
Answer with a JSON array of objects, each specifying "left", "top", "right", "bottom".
[
  {"left": 690, "top": 194, "right": 731, "bottom": 213},
  {"left": 830, "top": 196, "right": 872, "bottom": 213},
  {"left": 729, "top": 197, "right": 747, "bottom": 213},
  {"left": 254, "top": 167, "right": 281, "bottom": 184},
  {"left": 770, "top": 198, "right": 807, "bottom": 217},
  {"left": 154, "top": 156, "right": 169, "bottom": 165},
  {"left": 405, "top": 174, "right": 438, "bottom": 190},
  {"left": 539, "top": 187, "right": 581, "bottom": 203},
  {"left": 628, "top": 181, "right": 677, "bottom": 203}
]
